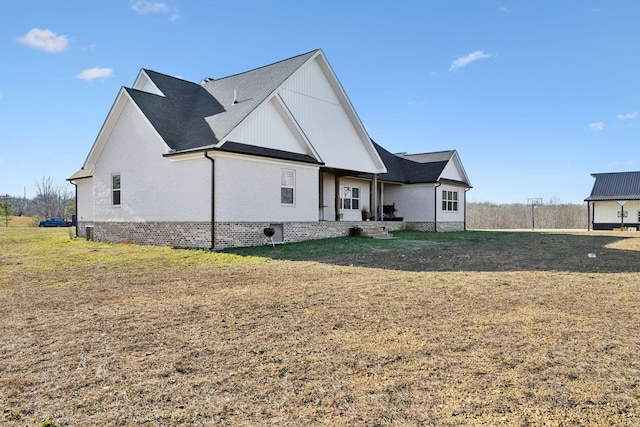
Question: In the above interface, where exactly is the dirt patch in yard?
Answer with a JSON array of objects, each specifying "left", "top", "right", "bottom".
[{"left": 1, "top": 229, "right": 639, "bottom": 426}]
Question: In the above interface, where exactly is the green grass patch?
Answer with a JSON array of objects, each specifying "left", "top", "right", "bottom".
[
  {"left": 0, "top": 228, "right": 265, "bottom": 278},
  {"left": 222, "top": 230, "right": 515, "bottom": 260}
]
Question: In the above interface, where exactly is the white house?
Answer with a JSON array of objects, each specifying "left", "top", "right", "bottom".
[
  {"left": 69, "top": 49, "right": 471, "bottom": 249},
  {"left": 585, "top": 171, "right": 640, "bottom": 230}
]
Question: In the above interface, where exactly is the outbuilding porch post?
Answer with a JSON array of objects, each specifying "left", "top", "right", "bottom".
[{"left": 334, "top": 171, "right": 340, "bottom": 221}]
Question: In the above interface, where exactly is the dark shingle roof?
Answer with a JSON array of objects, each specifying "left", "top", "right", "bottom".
[
  {"left": 200, "top": 51, "right": 318, "bottom": 146},
  {"left": 127, "top": 50, "right": 319, "bottom": 154},
  {"left": 396, "top": 151, "right": 455, "bottom": 163},
  {"left": 126, "top": 72, "right": 223, "bottom": 151},
  {"left": 371, "top": 141, "right": 469, "bottom": 185},
  {"left": 585, "top": 171, "right": 640, "bottom": 201},
  {"left": 217, "top": 141, "right": 322, "bottom": 165}
]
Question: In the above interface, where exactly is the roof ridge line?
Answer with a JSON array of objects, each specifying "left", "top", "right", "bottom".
[{"left": 211, "top": 49, "right": 320, "bottom": 82}]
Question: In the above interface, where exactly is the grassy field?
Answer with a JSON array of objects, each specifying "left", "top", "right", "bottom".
[
  {"left": 1, "top": 228, "right": 639, "bottom": 426},
  {"left": 0, "top": 216, "right": 34, "bottom": 228}
]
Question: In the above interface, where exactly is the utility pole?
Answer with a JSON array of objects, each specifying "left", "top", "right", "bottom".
[{"left": 527, "top": 198, "right": 542, "bottom": 231}]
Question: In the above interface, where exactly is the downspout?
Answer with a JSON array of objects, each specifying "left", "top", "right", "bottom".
[
  {"left": 434, "top": 182, "right": 442, "bottom": 232},
  {"left": 69, "top": 180, "right": 78, "bottom": 237},
  {"left": 204, "top": 152, "right": 216, "bottom": 250}
]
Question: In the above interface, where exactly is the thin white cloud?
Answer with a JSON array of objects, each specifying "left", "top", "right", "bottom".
[
  {"left": 76, "top": 67, "right": 114, "bottom": 82},
  {"left": 589, "top": 122, "right": 605, "bottom": 131},
  {"left": 81, "top": 42, "right": 97, "bottom": 52},
  {"left": 131, "top": 1, "right": 178, "bottom": 19},
  {"left": 132, "top": 1, "right": 168, "bottom": 14},
  {"left": 449, "top": 50, "right": 493, "bottom": 72},
  {"left": 618, "top": 111, "right": 638, "bottom": 120},
  {"left": 16, "top": 28, "right": 69, "bottom": 53},
  {"left": 0, "top": 91, "right": 4, "bottom": 99}
]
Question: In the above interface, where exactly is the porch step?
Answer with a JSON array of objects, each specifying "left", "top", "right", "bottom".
[{"left": 358, "top": 222, "right": 396, "bottom": 239}]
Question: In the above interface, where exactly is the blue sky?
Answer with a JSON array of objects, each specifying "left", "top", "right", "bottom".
[{"left": 1, "top": 1, "right": 638, "bottom": 203}]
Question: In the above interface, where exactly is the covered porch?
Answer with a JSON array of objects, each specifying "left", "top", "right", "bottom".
[{"left": 318, "top": 168, "right": 402, "bottom": 222}]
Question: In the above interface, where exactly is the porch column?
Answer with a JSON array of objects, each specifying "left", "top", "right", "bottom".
[
  {"left": 318, "top": 172, "right": 324, "bottom": 221},
  {"left": 334, "top": 172, "right": 340, "bottom": 221},
  {"left": 371, "top": 174, "right": 378, "bottom": 221},
  {"left": 380, "top": 182, "right": 384, "bottom": 221}
]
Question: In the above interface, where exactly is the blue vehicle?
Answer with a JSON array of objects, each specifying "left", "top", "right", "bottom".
[{"left": 39, "top": 217, "right": 71, "bottom": 227}]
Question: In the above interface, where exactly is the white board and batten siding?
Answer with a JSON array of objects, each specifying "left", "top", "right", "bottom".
[
  {"left": 592, "top": 200, "right": 640, "bottom": 224},
  {"left": 224, "top": 98, "right": 315, "bottom": 157},
  {"left": 91, "top": 100, "right": 211, "bottom": 222},
  {"left": 440, "top": 156, "right": 467, "bottom": 183},
  {"left": 279, "top": 57, "right": 384, "bottom": 174}
]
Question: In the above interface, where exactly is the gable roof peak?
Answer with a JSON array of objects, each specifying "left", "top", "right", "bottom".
[{"left": 208, "top": 49, "right": 321, "bottom": 83}]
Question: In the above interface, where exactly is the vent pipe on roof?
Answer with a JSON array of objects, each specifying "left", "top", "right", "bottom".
[
  {"left": 200, "top": 77, "right": 214, "bottom": 85},
  {"left": 233, "top": 90, "right": 239, "bottom": 105}
]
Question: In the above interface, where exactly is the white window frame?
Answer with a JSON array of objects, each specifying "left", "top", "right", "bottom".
[
  {"left": 442, "top": 190, "right": 458, "bottom": 212},
  {"left": 281, "top": 169, "right": 295, "bottom": 205},
  {"left": 340, "top": 186, "right": 360, "bottom": 210},
  {"left": 111, "top": 173, "right": 121, "bottom": 207}
]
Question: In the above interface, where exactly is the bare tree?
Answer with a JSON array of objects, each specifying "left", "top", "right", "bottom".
[
  {"left": 33, "top": 176, "right": 73, "bottom": 219},
  {"left": 467, "top": 201, "right": 588, "bottom": 230}
]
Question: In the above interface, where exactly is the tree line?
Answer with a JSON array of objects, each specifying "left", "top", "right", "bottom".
[
  {"left": 466, "top": 201, "right": 588, "bottom": 230},
  {"left": 0, "top": 177, "right": 75, "bottom": 226}
]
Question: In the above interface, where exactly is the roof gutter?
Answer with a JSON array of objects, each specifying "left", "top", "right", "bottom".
[{"left": 204, "top": 151, "right": 216, "bottom": 250}]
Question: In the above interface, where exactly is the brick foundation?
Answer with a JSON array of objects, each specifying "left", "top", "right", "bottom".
[
  {"left": 436, "top": 221, "right": 465, "bottom": 232},
  {"left": 80, "top": 221, "right": 212, "bottom": 248},
  {"left": 79, "top": 220, "right": 407, "bottom": 250},
  {"left": 405, "top": 221, "right": 465, "bottom": 232}
]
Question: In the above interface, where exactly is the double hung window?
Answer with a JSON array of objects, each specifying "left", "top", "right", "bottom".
[
  {"left": 442, "top": 190, "right": 458, "bottom": 211},
  {"left": 112, "top": 174, "right": 121, "bottom": 206},
  {"left": 281, "top": 169, "right": 295, "bottom": 205}
]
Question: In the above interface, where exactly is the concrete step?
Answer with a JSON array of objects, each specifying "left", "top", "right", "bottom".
[{"left": 357, "top": 223, "right": 396, "bottom": 239}]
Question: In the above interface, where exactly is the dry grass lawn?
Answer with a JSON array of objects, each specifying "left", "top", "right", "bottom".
[{"left": 1, "top": 228, "right": 639, "bottom": 426}]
